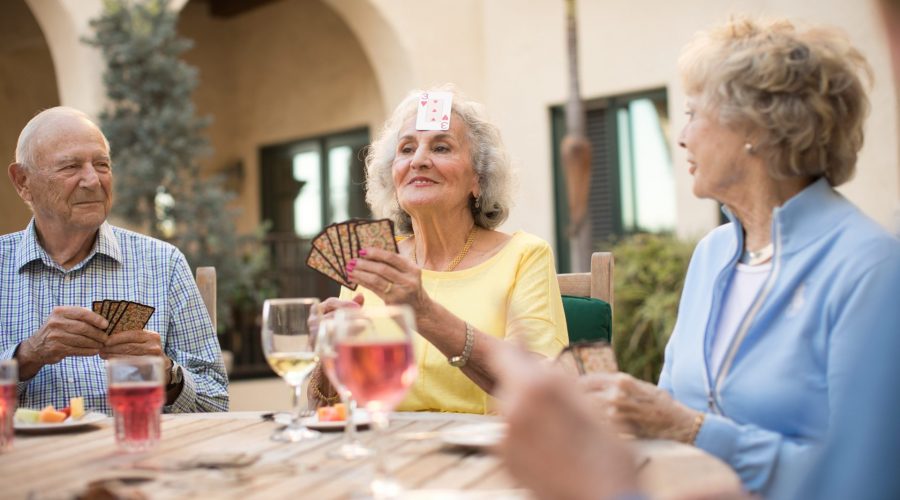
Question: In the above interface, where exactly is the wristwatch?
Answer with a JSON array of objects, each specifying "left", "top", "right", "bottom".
[{"left": 167, "top": 359, "right": 183, "bottom": 389}]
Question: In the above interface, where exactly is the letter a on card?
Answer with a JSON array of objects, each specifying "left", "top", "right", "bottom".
[{"left": 416, "top": 91, "right": 453, "bottom": 131}]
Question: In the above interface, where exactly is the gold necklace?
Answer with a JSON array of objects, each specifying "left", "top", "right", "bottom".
[{"left": 412, "top": 226, "right": 478, "bottom": 272}]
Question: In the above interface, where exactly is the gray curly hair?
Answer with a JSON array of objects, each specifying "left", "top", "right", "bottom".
[
  {"left": 364, "top": 86, "right": 516, "bottom": 234},
  {"left": 678, "top": 17, "right": 872, "bottom": 186}
]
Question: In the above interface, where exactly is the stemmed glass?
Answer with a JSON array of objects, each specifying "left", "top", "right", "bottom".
[
  {"left": 261, "top": 298, "right": 322, "bottom": 442},
  {"left": 317, "top": 317, "right": 374, "bottom": 459},
  {"left": 333, "top": 305, "right": 417, "bottom": 497}
]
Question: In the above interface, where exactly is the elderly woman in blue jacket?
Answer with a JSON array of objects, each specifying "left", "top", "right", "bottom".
[{"left": 579, "top": 18, "right": 900, "bottom": 498}]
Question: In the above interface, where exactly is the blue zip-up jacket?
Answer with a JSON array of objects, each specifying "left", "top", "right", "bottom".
[{"left": 658, "top": 178, "right": 900, "bottom": 498}]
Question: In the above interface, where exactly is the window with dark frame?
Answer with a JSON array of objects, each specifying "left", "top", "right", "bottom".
[
  {"left": 259, "top": 127, "right": 370, "bottom": 300},
  {"left": 552, "top": 89, "right": 676, "bottom": 272}
]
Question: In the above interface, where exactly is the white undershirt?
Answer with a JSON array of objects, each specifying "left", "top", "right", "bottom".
[{"left": 709, "top": 262, "right": 772, "bottom": 377}]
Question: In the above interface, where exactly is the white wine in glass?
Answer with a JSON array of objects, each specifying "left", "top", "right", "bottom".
[{"left": 261, "top": 298, "right": 321, "bottom": 442}]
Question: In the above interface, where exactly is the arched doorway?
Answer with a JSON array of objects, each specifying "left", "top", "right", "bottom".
[
  {"left": 0, "top": 1, "right": 60, "bottom": 234},
  {"left": 178, "top": 0, "right": 390, "bottom": 377}
]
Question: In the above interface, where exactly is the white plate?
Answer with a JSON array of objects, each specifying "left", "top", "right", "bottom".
[
  {"left": 301, "top": 409, "right": 371, "bottom": 431},
  {"left": 440, "top": 422, "right": 506, "bottom": 449},
  {"left": 14, "top": 411, "right": 107, "bottom": 433}
]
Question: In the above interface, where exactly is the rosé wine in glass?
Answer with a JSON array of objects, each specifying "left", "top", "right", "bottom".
[
  {"left": 0, "top": 360, "right": 16, "bottom": 453},
  {"left": 335, "top": 340, "right": 415, "bottom": 412},
  {"left": 108, "top": 382, "right": 165, "bottom": 449},
  {"left": 333, "top": 305, "right": 417, "bottom": 496},
  {"left": 106, "top": 357, "right": 165, "bottom": 453}
]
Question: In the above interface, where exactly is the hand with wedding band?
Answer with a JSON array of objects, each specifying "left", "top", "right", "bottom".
[{"left": 346, "top": 247, "right": 433, "bottom": 314}]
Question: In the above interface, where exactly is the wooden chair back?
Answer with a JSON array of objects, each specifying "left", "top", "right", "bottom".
[
  {"left": 195, "top": 266, "right": 233, "bottom": 374},
  {"left": 557, "top": 252, "right": 614, "bottom": 310},
  {"left": 195, "top": 266, "right": 217, "bottom": 330}
]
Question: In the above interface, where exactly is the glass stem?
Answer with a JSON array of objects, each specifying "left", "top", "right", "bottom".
[
  {"left": 342, "top": 395, "right": 358, "bottom": 445},
  {"left": 372, "top": 411, "right": 390, "bottom": 479},
  {"left": 292, "top": 380, "right": 306, "bottom": 426}
]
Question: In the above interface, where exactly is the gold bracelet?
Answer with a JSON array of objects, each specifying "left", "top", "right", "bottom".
[
  {"left": 309, "top": 366, "right": 340, "bottom": 405},
  {"left": 312, "top": 384, "right": 340, "bottom": 405},
  {"left": 686, "top": 412, "right": 705, "bottom": 445}
]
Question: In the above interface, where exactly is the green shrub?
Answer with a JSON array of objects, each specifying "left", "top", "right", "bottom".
[{"left": 610, "top": 233, "right": 695, "bottom": 383}]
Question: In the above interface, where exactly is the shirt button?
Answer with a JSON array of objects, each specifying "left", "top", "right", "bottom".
[{"left": 64, "top": 274, "right": 72, "bottom": 281}]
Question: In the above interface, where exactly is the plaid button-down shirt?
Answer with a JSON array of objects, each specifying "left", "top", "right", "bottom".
[{"left": 0, "top": 220, "right": 228, "bottom": 414}]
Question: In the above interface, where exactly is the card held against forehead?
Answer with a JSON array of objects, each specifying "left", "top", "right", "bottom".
[{"left": 416, "top": 91, "right": 453, "bottom": 131}]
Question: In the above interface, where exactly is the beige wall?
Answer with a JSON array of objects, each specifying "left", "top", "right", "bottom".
[
  {"left": 6, "top": 0, "right": 898, "bottom": 246},
  {"left": 178, "top": 0, "right": 385, "bottom": 234},
  {"left": 479, "top": 0, "right": 899, "bottom": 242},
  {"left": 0, "top": 1, "right": 59, "bottom": 235}
]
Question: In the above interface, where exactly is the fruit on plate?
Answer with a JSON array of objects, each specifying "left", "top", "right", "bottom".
[
  {"left": 70, "top": 397, "right": 85, "bottom": 419},
  {"left": 38, "top": 405, "right": 67, "bottom": 423},
  {"left": 14, "top": 408, "right": 40, "bottom": 423},
  {"left": 316, "top": 403, "right": 347, "bottom": 422}
]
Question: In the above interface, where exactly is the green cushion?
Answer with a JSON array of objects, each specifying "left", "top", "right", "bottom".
[{"left": 561, "top": 295, "right": 612, "bottom": 344}]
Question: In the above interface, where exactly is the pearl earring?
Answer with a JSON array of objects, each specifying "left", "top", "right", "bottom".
[{"left": 744, "top": 142, "right": 755, "bottom": 154}]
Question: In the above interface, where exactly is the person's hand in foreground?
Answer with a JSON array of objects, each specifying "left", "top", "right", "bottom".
[
  {"left": 580, "top": 372, "right": 702, "bottom": 443},
  {"left": 493, "top": 344, "right": 638, "bottom": 500}
]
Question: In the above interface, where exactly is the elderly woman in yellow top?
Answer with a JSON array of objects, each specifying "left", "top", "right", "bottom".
[{"left": 312, "top": 87, "right": 568, "bottom": 414}]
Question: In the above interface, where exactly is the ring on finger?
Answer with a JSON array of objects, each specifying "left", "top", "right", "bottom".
[{"left": 384, "top": 281, "right": 393, "bottom": 294}]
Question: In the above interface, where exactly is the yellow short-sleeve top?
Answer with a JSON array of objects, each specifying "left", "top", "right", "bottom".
[{"left": 339, "top": 231, "right": 568, "bottom": 414}]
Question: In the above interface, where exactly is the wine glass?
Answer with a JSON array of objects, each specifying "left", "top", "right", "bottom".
[
  {"left": 317, "top": 317, "right": 374, "bottom": 460},
  {"left": 333, "top": 305, "right": 417, "bottom": 497},
  {"left": 261, "top": 298, "right": 322, "bottom": 442}
]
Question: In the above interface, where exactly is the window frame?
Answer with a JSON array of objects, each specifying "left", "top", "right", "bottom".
[{"left": 551, "top": 88, "right": 669, "bottom": 272}]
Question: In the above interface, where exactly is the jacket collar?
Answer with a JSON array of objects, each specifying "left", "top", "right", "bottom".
[
  {"left": 15, "top": 219, "right": 122, "bottom": 272},
  {"left": 721, "top": 177, "right": 848, "bottom": 256}
]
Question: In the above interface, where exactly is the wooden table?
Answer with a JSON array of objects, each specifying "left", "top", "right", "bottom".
[{"left": 0, "top": 412, "right": 740, "bottom": 499}]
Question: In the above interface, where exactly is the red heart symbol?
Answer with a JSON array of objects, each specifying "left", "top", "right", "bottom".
[
  {"left": 420, "top": 100, "right": 427, "bottom": 106},
  {"left": 433, "top": 99, "right": 439, "bottom": 103},
  {"left": 442, "top": 115, "right": 449, "bottom": 120},
  {"left": 431, "top": 108, "right": 437, "bottom": 113}
]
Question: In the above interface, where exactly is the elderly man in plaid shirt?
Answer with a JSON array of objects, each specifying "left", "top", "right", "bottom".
[{"left": 1, "top": 107, "right": 228, "bottom": 414}]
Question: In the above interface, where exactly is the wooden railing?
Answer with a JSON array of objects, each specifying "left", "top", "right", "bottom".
[{"left": 226, "top": 232, "right": 341, "bottom": 379}]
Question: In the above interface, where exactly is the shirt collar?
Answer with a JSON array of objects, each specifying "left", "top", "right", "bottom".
[
  {"left": 721, "top": 177, "right": 850, "bottom": 255},
  {"left": 14, "top": 219, "right": 122, "bottom": 272}
]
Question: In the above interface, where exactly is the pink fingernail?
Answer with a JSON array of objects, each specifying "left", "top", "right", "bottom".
[{"left": 359, "top": 249, "right": 367, "bottom": 256}]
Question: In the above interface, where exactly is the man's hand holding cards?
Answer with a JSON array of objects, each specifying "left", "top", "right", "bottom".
[
  {"left": 305, "top": 218, "right": 400, "bottom": 290},
  {"left": 91, "top": 300, "right": 155, "bottom": 336}
]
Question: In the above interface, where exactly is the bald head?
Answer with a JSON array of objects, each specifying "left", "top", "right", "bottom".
[{"left": 15, "top": 107, "right": 110, "bottom": 171}]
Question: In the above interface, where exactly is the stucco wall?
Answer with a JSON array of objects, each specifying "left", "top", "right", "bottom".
[
  {"left": 0, "top": 1, "right": 59, "bottom": 234},
  {"left": 480, "top": 0, "right": 898, "bottom": 242},
  {"left": 7, "top": 0, "right": 898, "bottom": 245},
  {"left": 178, "top": 0, "right": 385, "bottom": 234}
]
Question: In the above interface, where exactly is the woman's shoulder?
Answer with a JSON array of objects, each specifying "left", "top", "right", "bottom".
[
  {"left": 507, "top": 231, "right": 552, "bottom": 250},
  {"left": 490, "top": 231, "right": 553, "bottom": 261}
]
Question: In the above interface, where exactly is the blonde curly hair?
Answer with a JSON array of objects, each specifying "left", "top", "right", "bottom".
[
  {"left": 678, "top": 17, "right": 872, "bottom": 186},
  {"left": 364, "top": 86, "right": 516, "bottom": 234}
]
